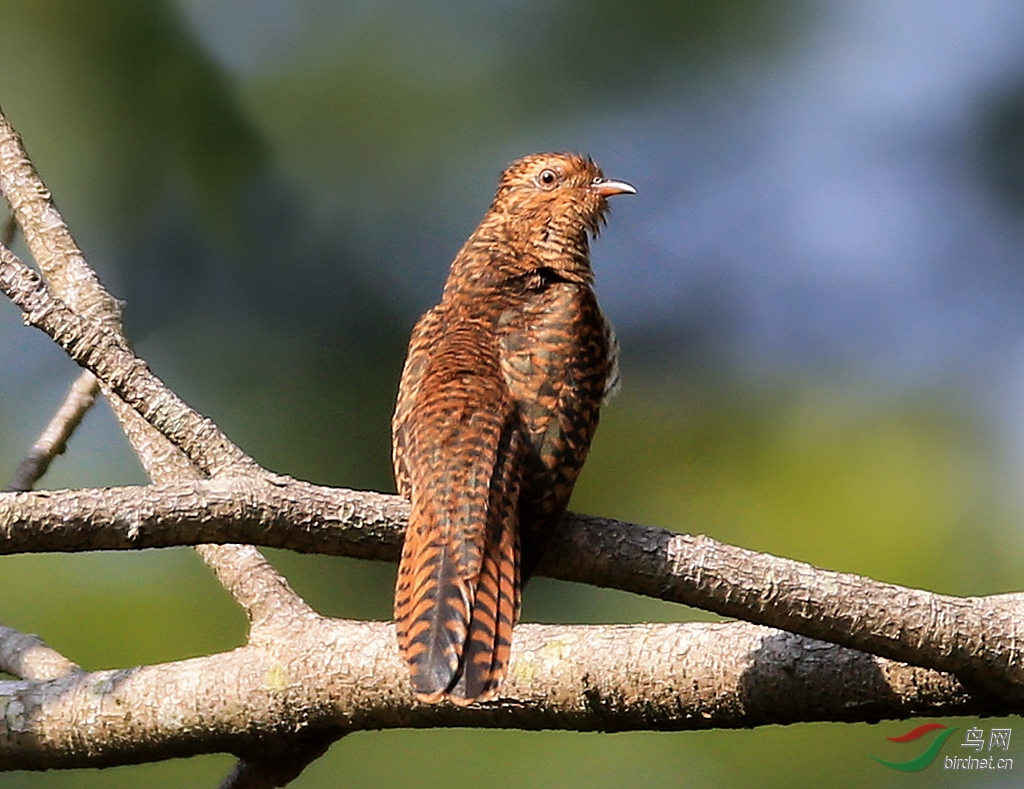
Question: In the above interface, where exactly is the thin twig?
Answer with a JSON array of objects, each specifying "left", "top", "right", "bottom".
[
  {"left": 6, "top": 371, "right": 99, "bottom": 492},
  {"left": 0, "top": 241, "right": 258, "bottom": 479}
]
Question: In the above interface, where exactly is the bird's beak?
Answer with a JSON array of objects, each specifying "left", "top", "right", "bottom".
[{"left": 593, "top": 178, "right": 637, "bottom": 197}]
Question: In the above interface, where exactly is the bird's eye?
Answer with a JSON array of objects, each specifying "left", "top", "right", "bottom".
[{"left": 537, "top": 169, "right": 558, "bottom": 188}]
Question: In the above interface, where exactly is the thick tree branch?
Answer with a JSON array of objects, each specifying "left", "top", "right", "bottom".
[
  {"left": 0, "top": 618, "right": 983, "bottom": 772},
  {"left": 0, "top": 478, "right": 406, "bottom": 558},
  {"left": 1, "top": 477, "right": 1023, "bottom": 702}
]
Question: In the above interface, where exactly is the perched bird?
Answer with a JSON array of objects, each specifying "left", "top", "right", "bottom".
[{"left": 392, "top": 152, "right": 635, "bottom": 705}]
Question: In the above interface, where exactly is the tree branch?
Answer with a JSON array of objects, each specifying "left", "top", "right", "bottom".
[
  {"left": 0, "top": 618, "right": 983, "bottom": 772},
  {"left": 0, "top": 104, "right": 324, "bottom": 783},
  {"left": 5, "top": 370, "right": 98, "bottom": 492},
  {"left": 0, "top": 478, "right": 406, "bottom": 559},
  {"left": 0, "top": 109, "right": 122, "bottom": 333},
  {"left": 0, "top": 625, "right": 80, "bottom": 682},
  {"left": 2, "top": 477, "right": 1023, "bottom": 702}
]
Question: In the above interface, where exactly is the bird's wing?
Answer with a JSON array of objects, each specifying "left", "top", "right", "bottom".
[
  {"left": 393, "top": 317, "right": 523, "bottom": 704},
  {"left": 393, "top": 308, "right": 443, "bottom": 499},
  {"left": 497, "top": 281, "right": 613, "bottom": 576}
]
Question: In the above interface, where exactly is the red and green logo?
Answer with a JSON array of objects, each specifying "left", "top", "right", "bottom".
[{"left": 871, "top": 723, "right": 958, "bottom": 771}]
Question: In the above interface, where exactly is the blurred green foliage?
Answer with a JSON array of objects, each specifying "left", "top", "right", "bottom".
[
  {"left": 244, "top": 0, "right": 797, "bottom": 191},
  {"left": 1, "top": 0, "right": 1022, "bottom": 787},
  {"left": 0, "top": 0, "right": 265, "bottom": 245}
]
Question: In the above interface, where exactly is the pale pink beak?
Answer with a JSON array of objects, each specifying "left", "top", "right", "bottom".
[{"left": 592, "top": 178, "right": 637, "bottom": 197}]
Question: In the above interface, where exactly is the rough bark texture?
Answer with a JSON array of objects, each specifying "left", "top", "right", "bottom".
[
  {"left": 0, "top": 620, "right": 980, "bottom": 772},
  {"left": 2, "top": 480, "right": 1022, "bottom": 704}
]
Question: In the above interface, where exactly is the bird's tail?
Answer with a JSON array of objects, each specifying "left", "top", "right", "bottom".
[{"left": 394, "top": 421, "right": 522, "bottom": 705}]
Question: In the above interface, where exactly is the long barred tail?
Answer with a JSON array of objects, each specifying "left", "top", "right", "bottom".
[
  {"left": 449, "top": 427, "right": 521, "bottom": 705},
  {"left": 394, "top": 492, "right": 470, "bottom": 702},
  {"left": 394, "top": 414, "right": 522, "bottom": 705}
]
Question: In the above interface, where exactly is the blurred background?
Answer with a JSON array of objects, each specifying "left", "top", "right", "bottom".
[{"left": 2, "top": 0, "right": 1024, "bottom": 786}]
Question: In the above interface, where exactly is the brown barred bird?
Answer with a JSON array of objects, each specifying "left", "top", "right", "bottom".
[{"left": 392, "top": 152, "right": 634, "bottom": 705}]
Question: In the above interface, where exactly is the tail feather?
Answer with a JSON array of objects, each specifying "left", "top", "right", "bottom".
[
  {"left": 394, "top": 408, "right": 523, "bottom": 704},
  {"left": 450, "top": 432, "right": 521, "bottom": 704},
  {"left": 394, "top": 494, "right": 473, "bottom": 701}
]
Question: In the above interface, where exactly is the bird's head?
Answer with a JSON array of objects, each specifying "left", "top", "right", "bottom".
[
  {"left": 446, "top": 152, "right": 634, "bottom": 295},
  {"left": 493, "top": 152, "right": 636, "bottom": 242}
]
